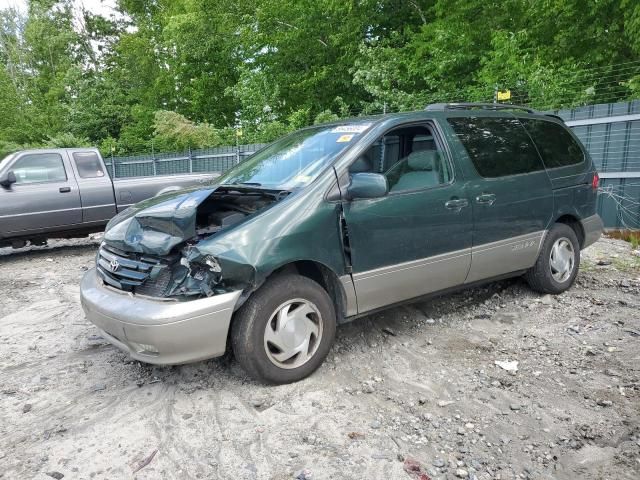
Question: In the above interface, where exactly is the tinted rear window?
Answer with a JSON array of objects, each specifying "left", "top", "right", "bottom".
[
  {"left": 73, "top": 151, "right": 106, "bottom": 178},
  {"left": 520, "top": 119, "right": 584, "bottom": 168},
  {"left": 447, "top": 117, "right": 544, "bottom": 177}
]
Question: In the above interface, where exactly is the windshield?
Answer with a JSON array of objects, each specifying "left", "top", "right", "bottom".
[{"left": 218, "top": 123, "right": 371, "bottom": 190}]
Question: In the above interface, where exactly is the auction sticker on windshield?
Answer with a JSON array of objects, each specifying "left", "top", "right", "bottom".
[
  {"left": 331, "top": 124, "right": 371, "bottom": 134},
  {"left": 337, "top": 134, "right": 354, "bottom": 143}
]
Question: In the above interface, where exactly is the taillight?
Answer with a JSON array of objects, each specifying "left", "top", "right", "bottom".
[{"left": 592, "top": 172, "right": 599, "bottom": 190}]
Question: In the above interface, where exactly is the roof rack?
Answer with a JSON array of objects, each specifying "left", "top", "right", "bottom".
[{"left": 425, "top": 102, "right": 537, "bottom": 114}]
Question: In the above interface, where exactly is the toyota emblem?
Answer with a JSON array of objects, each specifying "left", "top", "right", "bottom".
[{"left": 109, "top": 259, "right": 120, "bottom": 272}]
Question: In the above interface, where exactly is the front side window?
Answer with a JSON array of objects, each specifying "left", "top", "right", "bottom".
[
  {"left": 349, "top": 124, "right": 452, "bottom": 192},
  {"left": 218, "top": 122, "right": 371, "bottom": 190},
  {"left": 73, "top": 152, "right": 106, "bottom": 178},
  {"left": 12, "top": 153, "right": 67, "bottom": 184},
  {"left": 448, "top": 116, "right": 544, "bottom": 178},
  {"left": 520, "top": 119, "right": 584, "bottom": 168}
]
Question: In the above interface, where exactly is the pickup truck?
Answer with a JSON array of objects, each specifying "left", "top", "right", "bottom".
[{"left": 0, "top": 148, "right": 218, "bottom": 248}]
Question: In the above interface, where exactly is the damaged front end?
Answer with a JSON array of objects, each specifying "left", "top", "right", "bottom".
[{"left": 98, "top": 186, "right": 287, "bottom": 300}]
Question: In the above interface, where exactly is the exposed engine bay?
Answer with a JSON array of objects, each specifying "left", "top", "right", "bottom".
[
  {"left": 97, "top": 186, "right": 288, "bottom": 300},
  {"left": 192, "top": 190, "right": 277, "bottom": 239}
]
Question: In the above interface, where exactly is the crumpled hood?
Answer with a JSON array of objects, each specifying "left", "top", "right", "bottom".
[{"left": 104, "top": 187, "right": 216, "bottom": 255}]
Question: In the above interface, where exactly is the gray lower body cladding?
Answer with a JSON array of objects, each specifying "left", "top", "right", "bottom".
[
  {"left": 351, "top": 230, "right": 546, "bottom": 314},
  {"left": 580, "top": 214, "right": 604, "bottom": 249}
]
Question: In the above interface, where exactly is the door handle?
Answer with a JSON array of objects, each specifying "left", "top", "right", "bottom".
[
  {"left": 59, "top": 187, "right": 71, "bottom": 193},
  {"left": 445, "top": 198, "right": 469, "bottom": 210},
  {"left": 476, "top": 193, "right": 496, "bottom": 205}
]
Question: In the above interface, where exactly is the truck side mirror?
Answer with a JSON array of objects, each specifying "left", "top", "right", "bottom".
[{"left": 0, "top": 171, "right": 16, "bottom": 188}]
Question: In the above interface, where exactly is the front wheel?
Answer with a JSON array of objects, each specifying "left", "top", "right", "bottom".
[
  {"left": 525, "top": 223, "right": 580, "bottom": 294},
  {"left": 230, "top": 274, "right": 336, "bottom": 384}
]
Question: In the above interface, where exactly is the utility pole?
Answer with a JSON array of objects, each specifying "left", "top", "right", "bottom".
[
  {"left": 111, "top": 146, "right": 116, "bottom": 178},
  {"left": 235, "top": 128, "right": 242, "bottom": 165}
]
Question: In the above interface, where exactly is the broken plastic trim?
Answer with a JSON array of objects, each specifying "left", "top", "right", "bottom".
[{"left": 141, "top": 245, "right": 259, "bottom": 300}]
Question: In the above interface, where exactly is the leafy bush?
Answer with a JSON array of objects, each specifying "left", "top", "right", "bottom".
[
  {"left": 0, "top": 141, "right": 27, "bottom": 158},
  {"left": 44, "top": 133, "right": 92, "bottom": 148},
  {"left": 153, "top": 110, "right": 223, "bottom": 151}
]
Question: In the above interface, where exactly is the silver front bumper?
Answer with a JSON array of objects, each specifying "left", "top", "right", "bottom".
[{"left": 80, "top": 268, "right": 242, "bottom": 365}]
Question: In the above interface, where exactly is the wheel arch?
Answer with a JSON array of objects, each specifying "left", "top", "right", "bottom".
[
  {"left": 267, "top": 260, "right": 350, "bottom": 323},
  {"left": 554, "top": 214, "right": 585, "bottom": 248}
]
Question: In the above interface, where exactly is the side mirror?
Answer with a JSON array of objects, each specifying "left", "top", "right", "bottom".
[
  {"left": 0, "top": 171, "right": 16, "bottom": 188},
  {"left": 347, "top": 172, "right": 388, "bottom": 200}
]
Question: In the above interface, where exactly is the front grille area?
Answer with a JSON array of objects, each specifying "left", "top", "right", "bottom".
[
  {"left": 136, "top": 266, "right": 173, "bottom": 297},
  {"left": 96, "top": 243, "right": 175, "bottom": 296}
]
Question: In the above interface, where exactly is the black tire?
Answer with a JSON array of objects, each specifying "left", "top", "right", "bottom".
[
  {"left": 525, "top": 223, "right": 580, "bottom": 294},
  {"left": 230, "top": 274, "right": 336, "bottom": 384}
]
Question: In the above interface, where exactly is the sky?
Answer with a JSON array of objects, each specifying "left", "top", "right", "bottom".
[{"left": 0, "top": 0, "right": 118, "bottom": 17}]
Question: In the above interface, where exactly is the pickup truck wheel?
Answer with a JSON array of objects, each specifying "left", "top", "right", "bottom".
[
  {"left": 525, "top": 223, "right": 580, "bottom": 294},
  {"left": 230, "top": 274, "right": 336, "bottom": 384}
]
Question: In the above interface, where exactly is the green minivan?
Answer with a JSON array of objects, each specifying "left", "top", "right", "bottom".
[{"left": 80, "top": 103, "right": 603, "bottom": 383}]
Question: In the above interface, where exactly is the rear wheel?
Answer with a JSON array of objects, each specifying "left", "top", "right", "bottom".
[
  {"left": 231, "top": 274, "right": 336, "bottom": 384},
  {"left": 525, "top": 223, "right": 580, "bottom": 294}
]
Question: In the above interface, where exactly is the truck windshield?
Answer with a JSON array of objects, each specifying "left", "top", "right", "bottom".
[{"left": 218, "top": 123, "right": 371, "bottom": 190}]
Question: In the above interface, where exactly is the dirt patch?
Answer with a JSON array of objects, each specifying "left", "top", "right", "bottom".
[{"left": 1, "top": 237, "right": 639, "bottom": 479}]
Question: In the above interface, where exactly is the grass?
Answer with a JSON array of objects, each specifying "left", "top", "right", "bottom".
[
  {"left": 594, "top": 230, "right": 640, "bottom": 272},
  {"left": 606, "top": 230, "right": 640, "bottom": 249},
  {"left": 612, "top": 256, "right": 640, "bottom": 272}
]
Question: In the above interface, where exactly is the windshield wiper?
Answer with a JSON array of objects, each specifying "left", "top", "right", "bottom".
[{"left": 219, "top": 182, "right": 290, "bottom": 198}]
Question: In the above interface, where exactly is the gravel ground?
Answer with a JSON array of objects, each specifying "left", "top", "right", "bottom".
[{"left": 0, "top": 237, "right": 639, "bottom": 480}]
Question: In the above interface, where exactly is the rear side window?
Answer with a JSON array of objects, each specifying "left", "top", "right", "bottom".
[
  {"left": 448, "top": 117, "right": 544, "bottom": 177},
  {"left": 73, "top": 152, "right": 105, "bottom": 178},
  {"left": 520, "top": 119, "right": 584, "bottom": 168}
]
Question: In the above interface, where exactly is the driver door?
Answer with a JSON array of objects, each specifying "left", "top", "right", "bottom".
[
  {"left": 0, "top": 151, "right": 82, "bottom": 236},
  {"left": 341, "top": 122, "right": 472, "bottom": 313}
]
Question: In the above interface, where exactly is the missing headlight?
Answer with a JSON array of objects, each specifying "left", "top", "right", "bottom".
[
  {"left": 203, "top": 255, "right": 222, "bottom": 273},
  {"left": 162, "top": 251, "right": 225, "bottom": 298}
]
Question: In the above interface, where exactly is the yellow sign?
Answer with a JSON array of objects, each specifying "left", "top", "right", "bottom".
[
  {"left": 336, "top": 134, "right": 354, "bottom": 143},
  {"left": 497, "top": 90, "right": 511, "bottom": 101}
]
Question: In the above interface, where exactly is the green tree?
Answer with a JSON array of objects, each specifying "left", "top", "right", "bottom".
[{"left": 1, "top": 0, "right": 639, "bottom": 154}]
